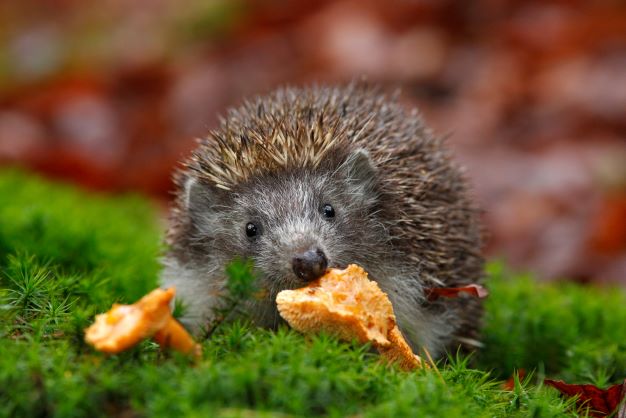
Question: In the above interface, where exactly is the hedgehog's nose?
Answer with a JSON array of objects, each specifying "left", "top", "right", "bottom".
[{"left": 292, "top": 248, "right": 328, "bottom": 282}]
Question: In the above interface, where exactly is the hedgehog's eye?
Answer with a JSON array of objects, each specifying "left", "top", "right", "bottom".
[
  {"left": 245, "top": 222, "right": 259, "bottom": 238},
  {"left": 322, "top": 203, "right": 335, "bottom": 219}
]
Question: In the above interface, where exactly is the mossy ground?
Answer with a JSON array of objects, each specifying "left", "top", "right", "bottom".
[{"left": 1, "top": 169, "right": 625, "bottom": 418}]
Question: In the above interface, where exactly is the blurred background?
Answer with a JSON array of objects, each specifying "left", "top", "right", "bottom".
[{"left": 0, "top": 0, "right": 624, "bottom": 284}]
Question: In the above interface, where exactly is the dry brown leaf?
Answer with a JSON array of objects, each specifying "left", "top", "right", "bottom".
[
  {"left": 425, "top": 284, "right": 489, "bottom": 301},
  {"left": 545, "top": 378, "right": 626, "bottom": 418}
]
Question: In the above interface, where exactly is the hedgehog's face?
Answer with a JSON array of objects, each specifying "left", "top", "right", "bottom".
[{"left": 183, "top": 149, "right": 389, "bottom": 297}]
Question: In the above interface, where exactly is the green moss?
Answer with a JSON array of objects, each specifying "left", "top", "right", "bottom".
[
  {"left": 0, "top": 169, "right": 161, "bottom": 303},
  {"left": 1, "top": 169, "right": 624, "bottom": 417},
  {"left": 479, "top": 262, "right": 626, "bottom": 384}
]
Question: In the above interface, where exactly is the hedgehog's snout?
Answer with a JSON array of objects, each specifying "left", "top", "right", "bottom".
[{"left": 292, "top": 248, "right": 328, "bottom": 282}]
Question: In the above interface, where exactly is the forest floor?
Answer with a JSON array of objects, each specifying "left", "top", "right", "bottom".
[{"left": 1, "top": 169, "right": 625, "bottom": 418}]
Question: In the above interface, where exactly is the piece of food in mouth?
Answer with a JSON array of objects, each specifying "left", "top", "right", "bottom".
[
  {"left": 276, "top": 264, "right": 425, "bottom": 370},
  {"left": 85, "top": 287, "right": 200, "bottom": 357}
]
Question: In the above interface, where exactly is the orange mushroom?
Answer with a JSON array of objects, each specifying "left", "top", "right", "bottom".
[
  {"left": 85, "top": 287, "right": 200, "bottom": 357},
  {"left": 276, "top": 264, "right": 425, "bottom": 370}
]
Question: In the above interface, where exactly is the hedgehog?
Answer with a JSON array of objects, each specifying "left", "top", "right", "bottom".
[{"left": 161, "top": 84, "right": 484, "bottom": 357}]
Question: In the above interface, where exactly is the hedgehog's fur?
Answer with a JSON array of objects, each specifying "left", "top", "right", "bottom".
[{"left": 162, "top": 83, "right": 484, "bottom": 357}]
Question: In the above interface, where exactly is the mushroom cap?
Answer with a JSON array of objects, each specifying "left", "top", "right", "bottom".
[
  {"left": 85, "top": 288, "right": 175, "bottom": 354},
  {"left": 276, "top": 264, "right": 396, "bottom": 346}
]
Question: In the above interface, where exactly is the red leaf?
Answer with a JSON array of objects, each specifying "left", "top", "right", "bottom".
[
  {"left": 544, "top": 378, "right": 626, "bottom": 418},
  {"left": 425, "top": 284, "right": 489, "bottom": 301},
  {"left": 502, "top": 369, "right": 526, "bottom": 391}
]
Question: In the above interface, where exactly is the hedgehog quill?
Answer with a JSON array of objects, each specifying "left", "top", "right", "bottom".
[{"left": 161, "top": 84, "right": 484, "bottom": 357}]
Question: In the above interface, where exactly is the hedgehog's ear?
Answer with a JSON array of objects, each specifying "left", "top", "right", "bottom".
[
  {"left": 182, "top": 177, "right": 223, "bottom": 225},
  {"left": 338, "top": 148, "right": 378, "bottom": 203}
]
